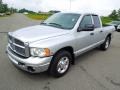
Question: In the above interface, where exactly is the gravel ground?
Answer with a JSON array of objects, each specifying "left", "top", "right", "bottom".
[{"left": 0, "top": 13, "right": 120, "bottom": 90}]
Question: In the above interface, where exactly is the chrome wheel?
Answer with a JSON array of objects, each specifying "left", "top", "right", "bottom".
[
  {"left": 105, "top": 38, "right": 110, "bottom": 49},
  {"left": 57, "top": 57, "right": 69, "bottom": 74}
]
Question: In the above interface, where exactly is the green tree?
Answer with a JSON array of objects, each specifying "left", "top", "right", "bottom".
[
  {"left": 9, "top": 7, "right": 17, "bottom": 13},
  {"left": 0, "top": 0, "right": 17, "bottom": 15},
  {"left": 49, "top": 10, "right": 60, "bottom": 13},
  {"left": 109, "top": 10, "right": 118, "bottom": 20},
  {"left": 118, "top": 9, "right": 120, "bottom": 18},
  {"left": 18, "top": 8, "right": 35, "bottom": 13},
  {"left": 0, "top": 3, "right": 9, "bottom": 13}
]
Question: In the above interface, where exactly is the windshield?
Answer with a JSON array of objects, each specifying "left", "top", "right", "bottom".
[{"left": 41, "top": 13, "right": 80, "bottom": 29}]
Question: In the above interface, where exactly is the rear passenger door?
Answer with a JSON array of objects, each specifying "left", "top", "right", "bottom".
[{"left": 92, "top": 15, "right": 104, "bottom": 43}]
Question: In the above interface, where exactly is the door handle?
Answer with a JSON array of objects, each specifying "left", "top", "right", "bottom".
[
  {"left": 100, "top": 30, "right": 103, "bottom": 33},
  {"left": 90, "top": 33, "right": 94, "bottom": 35}
]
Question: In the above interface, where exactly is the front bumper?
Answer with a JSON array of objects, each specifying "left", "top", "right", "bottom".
[{"left": 6, "top": 47, "right": 53, "bottom": 73}]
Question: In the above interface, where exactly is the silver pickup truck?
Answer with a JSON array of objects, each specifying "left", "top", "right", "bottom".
[{"left": 6, "top": 12, "right": 115, "bottom": 77}]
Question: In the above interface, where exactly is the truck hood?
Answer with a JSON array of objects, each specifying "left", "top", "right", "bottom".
[{"left": 11, "top": 25, "right": 70, "bottom": 43}]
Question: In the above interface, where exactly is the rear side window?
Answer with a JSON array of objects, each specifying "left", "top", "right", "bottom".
[
  {"left": 80, "top": 15, "right": 92, "bottom": 29},
  {"left": 92, "top": 15, "right": 101, "bottom": 28}
]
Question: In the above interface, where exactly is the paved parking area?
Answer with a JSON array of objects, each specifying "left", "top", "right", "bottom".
[
  {"left": 0, "top": 13, "right": 40, "bottom": 32},
  {"left": 0, "top": 14, "right": 120, "bottom": 90}
]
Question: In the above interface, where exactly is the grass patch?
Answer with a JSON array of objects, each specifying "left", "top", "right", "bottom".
[
  {"left": 101, "top": 16, "right": 113, "bottom": 26},
  {"left": 26, "top": 13, "right": 52, "bottom": 20}
]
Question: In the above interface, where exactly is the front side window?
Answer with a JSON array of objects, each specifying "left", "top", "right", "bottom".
[
  {"left": 92, "top": 15, "right": 101, "bottom": 28},
  {"left": 42, "top": 13, "right": 80, "bottom": 29},
  {"left": 79, "top": 15, "right": 92, "bottom": 29}
]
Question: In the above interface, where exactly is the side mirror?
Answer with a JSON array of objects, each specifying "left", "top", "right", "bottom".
[{"left": 77, "top": 24, "right": 95, "bottom": 32}]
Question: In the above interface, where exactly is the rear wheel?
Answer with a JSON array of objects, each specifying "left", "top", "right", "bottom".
[
  {"left": 100, "top": 36, "right": 111, "bottom": 50},
  {"left": 49, "top": 50, "right": 72, "bottom": 78}
]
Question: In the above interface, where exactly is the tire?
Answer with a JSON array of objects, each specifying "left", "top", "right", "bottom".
[
  {"left": 100, "top": 36, "right": 111, "bottom": 50},
  {"left": 49, "top": 50, "right": 72, "bottom": 78},
  {"left": 115, "top": 26, "right": 118, "bottom": 31},
  {"left": 117, "top": 29, "right": 120, "bottom": 32}
]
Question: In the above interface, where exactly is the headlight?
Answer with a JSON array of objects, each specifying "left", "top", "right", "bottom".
[{"left": 30, "top": 48, "right": 51, "bottom": 57}]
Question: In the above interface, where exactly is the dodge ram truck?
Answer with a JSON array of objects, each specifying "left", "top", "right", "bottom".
[{"left": 6, "top": 12, "right": 115, "bottom": 77}]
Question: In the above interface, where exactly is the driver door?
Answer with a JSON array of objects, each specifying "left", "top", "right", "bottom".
[{"left": 75, "top": 15, "right": 95, "bottom": 55}]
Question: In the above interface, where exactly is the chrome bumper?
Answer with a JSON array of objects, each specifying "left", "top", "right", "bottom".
[{"left": 6, "top": 47, "right": 53, "bottom": 73}]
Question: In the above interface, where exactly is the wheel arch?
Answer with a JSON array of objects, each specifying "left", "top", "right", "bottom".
[
  {"left": 107, "top": 33, "right": 112, "bottom": 40},
  {"left": 50, "top": 46, "right": 75, "bottom": 66},
  {"left": 55, "top": 46, "right": 75, "bottom": 64}
]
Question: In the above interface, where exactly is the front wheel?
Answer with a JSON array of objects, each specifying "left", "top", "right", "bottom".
[
  {"left": 49, "top": 50, "right": 72, "bottom": 78},
  {"left": 100, "top": 36, "right": 111, "bottom": 50}
]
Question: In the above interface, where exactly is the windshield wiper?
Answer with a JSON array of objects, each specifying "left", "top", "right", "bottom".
[
  {"left": 40, "top": 22, "right": 47, "bottom": 25},
  {"left": 48, "top": 23, "right": 65, "bottom": 29},
  {"left": 41, "top": 22, "right": 64, "bottom": 29},
  {"left": 49, "top": 23, "right": 62, "bottom": 27}
]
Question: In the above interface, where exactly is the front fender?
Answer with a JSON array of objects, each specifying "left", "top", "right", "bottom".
[{"left": 29, "top": 33, "right": 76, "bottom": 55}]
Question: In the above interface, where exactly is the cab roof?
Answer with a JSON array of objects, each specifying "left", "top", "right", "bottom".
[{"left": 60, "top": 11, "right": 98, "bottom": 16}]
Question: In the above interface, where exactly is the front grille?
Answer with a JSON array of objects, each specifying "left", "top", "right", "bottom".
[
  {"left": 14, "top": 38, "right": 24, "bottom": 46},
  {"left": 8, "top": 35, "right": 12, "bottom": 41},
  {"left": 10, "top": 42, "right": 15, "bottom": 50},
  {"left": 15, "top": 46, "right": 25, "bottom": 55},
  {"left": 8, "top": 47, "right": 28, "bottom": 59},
  {"left": 8, "top": 34, "right": 30, "bottom": 57}
]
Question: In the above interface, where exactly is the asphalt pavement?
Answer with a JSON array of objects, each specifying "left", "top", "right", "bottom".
[{"left": 0, "top": 13, "right": 120, "bottom": 90}]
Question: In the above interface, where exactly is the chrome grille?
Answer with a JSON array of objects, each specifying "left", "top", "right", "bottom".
[
  {"left": 15, "top": 46, "right": 25, "bottom": 55},
  {"left": 14, "top": 38, "right": 24, "bottom": 46},
  {"left": 8, "top": 34, "right": 30, "bottom": 57}
]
